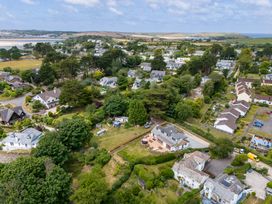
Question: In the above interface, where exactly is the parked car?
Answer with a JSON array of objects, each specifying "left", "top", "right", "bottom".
[{"left": 253, "top": 120, "right": 264, "bottom": 128}]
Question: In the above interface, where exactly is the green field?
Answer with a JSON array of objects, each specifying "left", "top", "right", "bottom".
[
  {"left": 225, "top": 38, "right": 272, "bottom": 45},
  {"left": 0, "top": 59, "right": 42, "bottom": 70},
  {"left": 95, "top": 125, "right": 151, "bottom": 151}
]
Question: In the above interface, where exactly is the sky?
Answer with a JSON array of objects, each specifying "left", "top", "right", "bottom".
[{"left": 0, "top": 0, "right": 272, "bottom": 33}]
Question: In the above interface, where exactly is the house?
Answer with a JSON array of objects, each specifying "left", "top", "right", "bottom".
[
  {"left": 150, "top": 124, "right": 190, "bottom": 152},
  {"left": 214, "top": 120, "right": 237, "bottom": 134},
  {"left": 132, "top": 78, "right": 142, "bottom": 90},
  {"left": 166, "top": 60, "right": 181, "bottom": 70},
  {"left": 99, "top": 77, "right": 117, "bottom": 88},
  {"left": 127, "top": 69, "right": 136, "bottom": 78},
  {"left": 32, "top": 88, "right": 61, "bottom": 109},
  {"left": 216, "top": 60, "right": 236, "bottom": 71},
  {"left": 250, "top": 135, "right": 272, "bottom": 152},
  {"left": 221, "top": 108, "right": 240, "bottom": 119},
  {"left": 114, "top": 116, "right": 128, "bottom": 124},
  {"left": 172, "top": 151, "right": 210, "bottom": 189},
  {"left": 231, "top": 104, "right": 249, "bottom": 117},
  {"left": 232, "top": 100, "right": 250, "bottom": 110},
  {"left": 235, "top": 81, "right": 252, "bottom": 102},
  {"left": 254, "top": 94, "right": 272, "bottom": 105},
  {"left": 0, "top": 71, "right": 10, "bottom": 80},
  {"left": 202, "top": 174, "right": 245, "bottom": 204},
  {"left": 261, "top": 79, "right": 272, "bottom": 86},
  {"left": 264, "top": 74, "right": 272, "bottom": 80},
  {"left": 140, "top": 62, "right": 152, "bottom": 72},
  {"left": 0, "top": 106, "right": 26, "bottom": 125},
  {"left": 237, "top": 78, "right": 255, "bottom": 89},
  {"left": 150, "top": 70, "right": 166, "bottom": 82},
  {"left": 0, "top": 128, "right": 43, "bottom": 151}
]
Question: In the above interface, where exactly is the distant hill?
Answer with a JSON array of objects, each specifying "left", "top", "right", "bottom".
[{"left": 0, "top": 30, "right": 248, "bottom": 40}]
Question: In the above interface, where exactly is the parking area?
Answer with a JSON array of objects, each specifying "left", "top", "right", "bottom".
[
  {"left": 251, "top": 115, "right": 272, "bottom": 135},
  {"left": 204, "top": 155, "right": 234, "bottom": 177},
  {"left": 245, "top": 170, "right": 269, "bottom": 200}
]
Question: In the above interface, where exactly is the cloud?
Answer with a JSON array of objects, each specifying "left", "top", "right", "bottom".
[
  {"left": 238, "top": 0, "right": 271, "bottom": 7},
  {"left": 64, "top": 0, "right": 99, "bottom": 7},
  {"left": 21, "top": 0, "right": 36, "bottom": 4},
  {"left": 109, "top": 7, "right": 123, "bottom": 15},
  {"left": 47, "top": 9, "right": 60, "bottom": 15},
  {"left": 0, "top": 4, "right": 14, "bottom": 21}
]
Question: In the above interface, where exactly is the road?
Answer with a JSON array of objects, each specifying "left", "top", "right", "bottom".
[{"left": 0, "top": 93, "right": 32, "bottom": 116}]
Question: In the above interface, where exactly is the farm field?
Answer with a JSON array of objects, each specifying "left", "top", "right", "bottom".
[
  {"left": 0, "top": 59, "right": 42, "bottom": 70},
  {"left": 225, "top": 38, "right": 272, "bottom": 45}
]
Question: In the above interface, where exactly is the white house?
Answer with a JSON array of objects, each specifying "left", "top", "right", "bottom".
[
  {"left": 151, "top": 125, "right": 190, "bottom": 152},
  {"left": 214, "top": 120, "right": 237, "bottom": 134},
  {"left": 254, "top": 94, "right": 272, "bottom": 105},
  {"left": 33, "top": 88, "right": 61, "bottom": 109},
  {"left": 172, "top": 151, "right": 210, "bottom": 189},
  {"left": 99, "top": 77, "right": 117, "bottom": 88},
  {"left": 0, "top": 128, "right": 43, "bottom": 151},
  {"left": 202, "top": 174, "right": 245, "bottom": 204}
]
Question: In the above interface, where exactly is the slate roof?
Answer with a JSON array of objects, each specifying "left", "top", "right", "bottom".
[
  {"left": 0, "top": 106, "right": 25, "bottom": 123},
  {"left": 1, "top": 128, "right": 42, "bottom": 148},
  {"left": 216, "top": 120, "right": 237, "bottom": 130},
  {"left": 37, "top": 89, "right": 61, "bottom": 102},
  {"left": 172, "top": 151, "right": 210, "bottom": 183},
  {"left": 205, "top": 174, "right": 244, "bottom": 203},
  {"left": 151, "top": 124, "right": 188, "bottom": 147}
]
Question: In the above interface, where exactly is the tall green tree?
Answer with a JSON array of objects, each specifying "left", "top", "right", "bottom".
[
  {"left": 57, "top": 118, "right": 91, "bottom": 150},
  {"left": 104, "top": 95, "right": 128, "bottom": 116},
  {"left": 128, "top": 100, "right": 148, "bottom": 125},
  {"left": 0, "top": 157, "right": 71, "bottom": 204},
  {"left": 151, "top": 55, "right": 166, "bottom": 70},
  {"left": 32, "top": 132, "right": 69, "bottom": 166},
  {"left": 175, "top": 101, "right": 193, "bottom": 122}
]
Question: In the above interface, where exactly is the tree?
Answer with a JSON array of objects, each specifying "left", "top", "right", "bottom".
[
  {"left": 33, "top": 132, "right": 69, "bottom": 166},
  {"left": 104, "top": 95, "right": 127, "bottom": 116},
  {"left": 203, "top": 80, "right": 214, "bottom": 97},
  {"left": 38, "top": 63, "right": 55, "bottom": 85},
  {"left": 238, "top": 48, "right": 253, "bottom": 73},
  {"left": 71, "top": 166, "right": 108, "bottom": 204},
  {"left": 0, "top": 157, "right": 71, "bottom": 204},
  {"left": 175, "top": 101, "right": 193, "bottom": 122},
  {"left": 33, "top": 43, "right": 54, "bottom": 58},
  {"left": 231, "top": 154, "right": 248, "bottom": 166},
  {"left": 210, "top": 138, "right": 234, "bottom": 159},
  {"left": 151, "top": 55, "right": 166, "bottom": 70},
  {"left": 60, "top": 80, "right": 92, "bottom": 107},
  {"left": 117, "top": 76, "right": 129, "bottom": 91},
  {"left": 21, "top": 69, "right": 36, "bottom": 83},
  {"left": 57, "top": 118, "right": 91, "bottom": 150},
  {"left": 59, "top": 56, "right": 80, "bottom": 78},
  {"left": 259, "top": 61, "right": 271, "bottom": 74},
  {"left": 9, "top": 46, "right": 22, "bottom": 60},
  {"left": 128, "top": 100, "right": 148, "bottom": 125},
  {"left": 0, "top": 127, "right": 6, "bottom": 139},
  {"left": 221, "top": 46, "right": 237, "bottom": 59}
]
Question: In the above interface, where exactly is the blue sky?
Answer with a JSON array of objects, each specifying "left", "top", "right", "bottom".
[{"left": 0, "top": 0, "right": 272, "bottom": 33}]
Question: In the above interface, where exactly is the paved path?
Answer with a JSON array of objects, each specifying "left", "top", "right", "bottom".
[{"left": 0, "top": 93, "right": 32, "bottom": 116}]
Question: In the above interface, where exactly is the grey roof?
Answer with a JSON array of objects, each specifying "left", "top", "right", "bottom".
[
  {"left": 172, "top": 151, "right": 210, "bottom": 183},
  {"left": 150, "top": 70, "right": 166, "bottom": 79},
  {"left": 204, "top": 174, "right": 244, "bottom": 202},
  {"left": 37, "top": 89, "right": 61, "bottom": 101},
  {"left": 222, "top": 108, "right": 240, "bottom": 118},
  {"left": 1, "top": 128, "right": 42, "bottom": 147},
  {"left": 0, "top": 106, "right": 25, "bottom": 123},
  {"left": 151, "top": 124, "right": 188, "bottom": 146},
  {"left": 232, "top": 100, "right": 250, "bottom": 109},
  {"left": 216, "top": 120, "right": 237, "bottom": 130},
  {"left": 217, "top": 113, "right": 237, "bottom": 122}
]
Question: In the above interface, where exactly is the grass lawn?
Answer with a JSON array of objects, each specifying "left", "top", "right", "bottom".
[
  {"left": 0, "top": 59, "right": 42, "bottom": 70},
  {"left": 95, "top": 125, "right": 151, "bottom": 151},
  {"left": 118, "top": 138, "right": 158, "bottom": 162},
  {"left": 225, "top": 38, "right": 272, "bottom": 45},
  {"left": 53, "top": 110, "right": 85, "bottom": 125}
]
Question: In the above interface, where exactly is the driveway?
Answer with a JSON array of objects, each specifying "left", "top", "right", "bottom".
[
  {"left": 249, "top": 160, "right": 272, "bottom": 180},
  {"left": 0, "top": 93, "right": 32, "bottom": 116},
  {"left": 204, "top": 154, "right": 235, "bottom": 177},
  {"left": 245, "top": 171, "right": 269, "bottom": 200}
]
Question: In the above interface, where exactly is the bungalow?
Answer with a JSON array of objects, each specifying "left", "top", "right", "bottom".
[
  {"left": 250, "top": 135, "right": 272, "bottom": 152},
  {"left": 221, "top": 108, "right": 240, "bottom": 119},
  {"left": 202, "top": 174, "right": 245, "bottom": 204},
  {"left": 214, "top": 120, "right": 237, "bottom": 134},
  {"left": 33, "top": 88, "right": 61, "bottom": 109},
  {"left": 0, "top": 128, "right": 43, "bottom": 151},
  {"left": 150, "top": 125, "right": 190, "bottom": 152},
  {"left": 166, "top": 60, "right": 181, "bottom": 70},
  {"left": 232, "top": 100, "right": 250, "bottom": 110},
  {"left": 232, "top": 104, "right": 249, "bottom": 117},
  {"left": 140, "top": 62, "right": 152, "bottom": 72},
  {"left": 150, "top": 70, "right": 166, "bottom": 82},
  {"left": 237, "top": 78, "right": 255, "bottom": 89},
  {"left": 261, "top": 79, "right": 272, "bottom": 86},
  {"left": 254, "top": 94, "right": 272, "bottom": 105},
  {"left": 99, "top": 77, "right": 117, "bottom": 88},
  {"left": 172, "top": 151, "right": 210, "bottom": 189},
  {"left": 235, "top": 82, "right": 252, "bottom": 103},
  {"left": 0, "top": 106, "right": 26, "bottom": 125}
]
